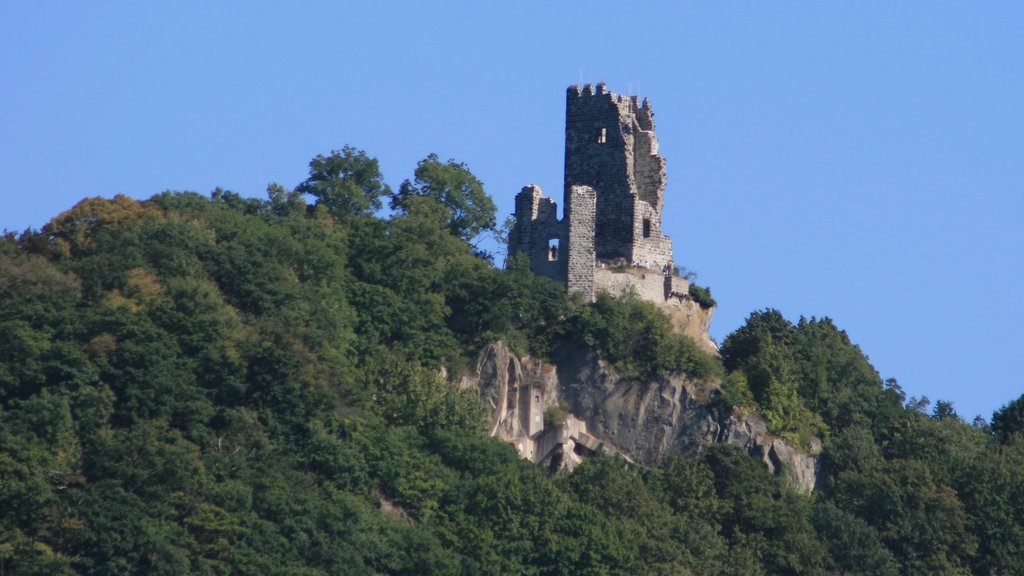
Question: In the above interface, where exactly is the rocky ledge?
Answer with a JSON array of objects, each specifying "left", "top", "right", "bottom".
[{"left": 462, "top": 341, "right": 819, "bottom": 493}]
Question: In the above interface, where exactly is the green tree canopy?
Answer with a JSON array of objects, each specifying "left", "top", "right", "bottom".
[
  {"left": 992, "top": 393, "right": 1024, "bottom": 443},
  {"left": 7, "top": 148, "right": 1024, "bottom": 576},
  {"left": 296, "top": 146, "right": 391, "bottom": 217},
  {"left": 390, "top": 153, "right": 496, "bottom": 242}
]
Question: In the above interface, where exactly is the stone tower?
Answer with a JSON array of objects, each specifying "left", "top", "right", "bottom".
[{"left": 509, "top": 83, "right": 682, "bottom": 303}]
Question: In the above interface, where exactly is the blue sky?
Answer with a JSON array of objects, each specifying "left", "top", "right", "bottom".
[{"left": 3, "top": 2, "right": 1022, "bottom": 421}]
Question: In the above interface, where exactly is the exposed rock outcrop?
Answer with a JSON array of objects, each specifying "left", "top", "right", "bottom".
[
  {"left": 659, "top": 299, "right": 717, "bottom": 355},
  {"left": 463, "top": 341, "right": 819, "bottom": 493}
]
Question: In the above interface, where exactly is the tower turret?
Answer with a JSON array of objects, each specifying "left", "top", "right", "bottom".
[{"left": 510, "top": 84, "right": 677, "bottom": 301}]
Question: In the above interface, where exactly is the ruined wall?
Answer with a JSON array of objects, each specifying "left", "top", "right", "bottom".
[
  {"left": 509, "top": 185, "right": 566, "bottom": 283},
  {"left": 564, "top": 83, "right": 636, "bottom": 261},
  {"left": 566, "top": 186, "right": 596, "bottom": 300},
  {"left": 628, "top": 100, "right": 673, "bottom": 266},
  {"left": 466, "top": 343, "right": 561, "bottom": 462},
  {"left": 631, "top": 200, "right": 673, "bottom": 266},
  {"left": 593, "top": 268, "right": 668, "bottom": 303},
  {"left": 509, "top": 83, "right": 680, "bottom": 306},
  {"left": 563, "top": 83, "right": 673, "bottom": 266},
  {"left": 532, "top": 415, "right": 588, "bottom": 467}
]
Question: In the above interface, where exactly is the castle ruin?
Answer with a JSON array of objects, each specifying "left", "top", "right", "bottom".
[
  {"left": 489, "top": 86, "right": 723, "bottom": 470},
  {"left": 508, "top": 83, "right": 690, "bottom": 304}
]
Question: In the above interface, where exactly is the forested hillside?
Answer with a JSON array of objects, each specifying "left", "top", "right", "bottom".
[{"left": 2, "top": 149, "right": 1024, "bottom": 575}]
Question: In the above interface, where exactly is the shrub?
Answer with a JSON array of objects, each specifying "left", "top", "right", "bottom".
[
  {"left": 719, "top": 371, "right": 755, "bottom": 408},
  {"left": 544, "top": 405, "right": 569, "bottom": 428},
  {"left": 562, "top": 293, "right": 723, "bottom": 382},
  {"left": 688, "top": 284, "right": 716, "bottom": 309}
]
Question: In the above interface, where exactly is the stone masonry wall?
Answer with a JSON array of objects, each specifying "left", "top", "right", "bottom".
[
  {"left": 632, "top": 200, "right": 673, "bottom": 267},
  {"left": 564, "top": 83, "right": 636, "bottom": 261},
  {"left": 632, "top": 102, "right": 664, "bottom": 211},
  {"left": 508, "top": 83, "right": 681, "bottom": 307},
  {"left": 593, "top": 268, "right": 667, "bottom": 302},
  {"left": 628, "top": 97, "right": 673, "bottom": 266},
  {"left": 563, "top": 83, "right": 673, "bottom": 267},
  {"left": 566, "top": 185, "right": 596, "bottom": 301},
  {"left": 509, "top": 185, "right": 566, "bottom": 283}
]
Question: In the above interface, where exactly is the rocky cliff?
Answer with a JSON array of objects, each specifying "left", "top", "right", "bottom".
[
  {"left": 659, "top": 299, "right": 718, "bottom": 356},
  {"left": 463, "top": 341, "right": 819, "bottom": 493}
]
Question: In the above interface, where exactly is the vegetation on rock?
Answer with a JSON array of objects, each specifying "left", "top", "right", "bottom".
[{"left": 687, "top": 282, "right": 716, "bottom": 309}]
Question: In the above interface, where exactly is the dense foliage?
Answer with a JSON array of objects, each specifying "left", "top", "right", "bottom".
[
  {"left": 561, "top": 292, "right": 722, "bottom": 382},
  {"left": 391, "top": 154, "right": 496, "bottom": 243},
  {"left": 687, "top": 283, "right": 716, "bottom": 309},
  {"left": 2, "top": 150, "right": 1023, "bottom": 574}
]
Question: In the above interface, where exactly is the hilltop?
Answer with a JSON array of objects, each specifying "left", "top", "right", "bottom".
[{"left": 2, "top": 139, "right": 1024, "bottom": 573}]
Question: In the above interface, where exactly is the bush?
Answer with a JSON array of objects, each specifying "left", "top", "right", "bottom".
[
  {"left": 719, "top": 371, "right": 755, "bottom": 409},
  {"left": 562, "top": 293, "right": 723, "bottom": 382},
  {"left": 544, "top": 405, "right": 569, "bottom": 428},
  {"left": 688, "top": 284, "right": 716, "bottom": 309}
]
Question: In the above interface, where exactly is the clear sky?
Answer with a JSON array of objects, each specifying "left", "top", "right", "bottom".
[{"left": 3, "top": 2, "right": 1022, "bottom": 421}]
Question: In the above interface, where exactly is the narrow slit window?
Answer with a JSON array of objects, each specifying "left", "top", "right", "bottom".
[
  {"left": 596, "top": 127, "right": 607, "bottom": 144},
  {"left": 642, "top": 218, "right": 651, "bottom": 238},
  {"left": 548, "top": 239, "right": 560, "bottom": 261}
]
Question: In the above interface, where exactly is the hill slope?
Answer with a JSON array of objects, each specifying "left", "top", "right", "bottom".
[{"left": 2, "top": 181, "right": 1024, "bottom": 575}]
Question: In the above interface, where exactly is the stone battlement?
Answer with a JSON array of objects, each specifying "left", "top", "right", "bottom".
[{"left": 509, "top": 84, "right": 679, "bottom": 305}]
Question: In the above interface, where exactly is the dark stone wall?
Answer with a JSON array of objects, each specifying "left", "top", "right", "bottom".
[
  {"left": 509, "top": 83, "right": 677, "bottom": 303},
  {"left": 566, "top": 185, "right": 596, "bottom": 300},
  {"left": 563, "top": 83, "right": 636, "bottom": 261},
  {"left": 509, "top": 185, "right": 567, "bottom": 283}
]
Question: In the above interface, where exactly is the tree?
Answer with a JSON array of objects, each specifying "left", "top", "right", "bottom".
[
  {"left": 992, "top": 393, "right": 1024, "bottom": 443},
  {"left": 720, "top": 309, "right": 797, "bottom": 402},
  {"left": 721, "top": 310, "right": 795, "bottom": 365},
  {"left": 830, "top": 459, "right": 977, "bottom": 574},
  {"left": 390, "top": 153, "right": 496, "bottom": 242},
  {"left": 41, "top": 195, "right": 162, "bottom": 258},
  {"left": 790, "top": 317, "right": 889, "bottom": 432},
  {"left": 296, "top": 146, "right": 390, "bottom": 217},
  {"left": 266, "top": 182, "right": 306, "bottom": 218},
  {"left": 932, "top": 400, "right": 960, "bottom": 422},
  {"left": 811, "top": 501, "right": 899, "bottom": 576}
]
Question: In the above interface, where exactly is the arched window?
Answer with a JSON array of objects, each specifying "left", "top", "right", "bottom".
[{"left": 547, "top": 238, "right": 560, "bottom": 261}]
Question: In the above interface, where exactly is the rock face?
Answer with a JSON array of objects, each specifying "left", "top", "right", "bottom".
[
  {"left": 464, "top": 342, "right": 819, "bottom": 493},
  {"left": 659, "top": 299, "right": 717, "bottom": 355}
]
